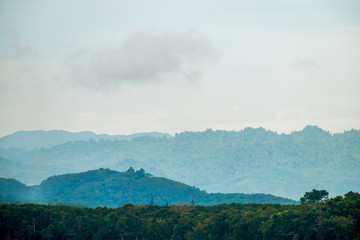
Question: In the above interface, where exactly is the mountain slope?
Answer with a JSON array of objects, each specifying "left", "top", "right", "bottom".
[
  {"left": 0, "top": 178, "right": 27, "bottom": 203},
  {"left": 0, "top": 168, "right": 297, "bottom": 207}
]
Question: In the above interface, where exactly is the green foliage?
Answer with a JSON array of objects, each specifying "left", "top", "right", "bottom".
[
  {"left": 0, "top": 192, "right": 359, "bottom": 240},
  {"left": 300, "top": 189, "right": 329, "bottom": 203}
]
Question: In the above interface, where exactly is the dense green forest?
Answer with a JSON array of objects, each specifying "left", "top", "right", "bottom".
[
  {"left": 0, "top": 126, "right": 359, "bottom": 199},
  {"left": 1, "top": 191, "right": 359, "bottom": 240},
  {"left": 0, "top": 168, "right": 296, "bottom": 207}
]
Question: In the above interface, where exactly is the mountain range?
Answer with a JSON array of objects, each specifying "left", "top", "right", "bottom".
[
  {"left": 0, "top": 126, "right": 359, "bottom": 200},
  {"left": 0, "top": 130, "right": 170, "bottom": 149},
  {"left": 0, "top": 168, "right": 297, "bottom": 207}
]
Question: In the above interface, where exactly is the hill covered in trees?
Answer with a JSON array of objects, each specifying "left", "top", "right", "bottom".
[
  {"left": 0, "top": 126, "right": 359, "bottom": 199},
  {"left": 0, "top": 168, "right": 296, "bottom": 207},
  {"left": 1, "top": 191, "right": 359, "bottom": 239}
]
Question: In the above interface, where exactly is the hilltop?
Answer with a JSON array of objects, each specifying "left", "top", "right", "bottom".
[{"left": 0, "top": 168, "right": 297, "bottom": 207}]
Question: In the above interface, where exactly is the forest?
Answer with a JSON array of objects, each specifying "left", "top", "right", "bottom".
[{"left": 0, "top": 191, "right": 359, "bottom": 240}]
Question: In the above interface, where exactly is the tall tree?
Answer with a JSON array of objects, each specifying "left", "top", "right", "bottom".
[{"left": 300, "top": 189, "right": 329, "bottom": 203}]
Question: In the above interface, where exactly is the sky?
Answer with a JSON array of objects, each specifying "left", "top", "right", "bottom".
[{"left": 0, "top": 0, "right": 359, "bottom": 137}]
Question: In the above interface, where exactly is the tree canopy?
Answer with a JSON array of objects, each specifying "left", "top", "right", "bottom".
[
  {"left": 300, "top": 189, "right": 329, "bottom": 203},
  {"left": 0, "top": 191, "right": 359, "bottom": 240}
]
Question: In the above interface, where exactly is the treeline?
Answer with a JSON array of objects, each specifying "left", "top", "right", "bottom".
[{"left": 1, "top": 192, "right": 359, "bottom": 240}]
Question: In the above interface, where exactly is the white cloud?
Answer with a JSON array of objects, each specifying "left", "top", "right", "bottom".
[{"left": 67, "top": 30, "right": 217, "bottom": 89}]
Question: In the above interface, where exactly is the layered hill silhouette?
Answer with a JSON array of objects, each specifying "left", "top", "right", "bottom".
[
  {"left": 0, "top": 130, "right": 170, "bottom": 149},
  {"left": 0, "top": 168, "right": 297, "bottom": 207},
  {"left": 0, "top": 126, "right": 359, "bottom": 199}
]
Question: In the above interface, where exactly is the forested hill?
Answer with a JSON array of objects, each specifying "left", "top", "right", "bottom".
[
  {"left": 0, "top": 168, "right": 297, "bottom": 207},
  {"left": 0, "top": 126, "right": 359, "bottom": 199}
]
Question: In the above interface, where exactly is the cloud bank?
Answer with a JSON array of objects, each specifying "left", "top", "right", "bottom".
[{"left": 68, "top": 30, "right": 217, "bottom": 88}]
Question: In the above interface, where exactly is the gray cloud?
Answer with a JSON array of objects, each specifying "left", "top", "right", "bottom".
[{"left": 68, "top": 30, "right": 217, "bottom": 88}]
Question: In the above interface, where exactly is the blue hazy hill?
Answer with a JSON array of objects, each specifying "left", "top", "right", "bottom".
[
  {"left": 0, "top": 130, "right": 171, "bottom": 149},
  {"left": 0, "top": 168, "right": 297, "bottom": 207},
  {"left": 0, "top": 126, "right": 359, "bottom": 200}
]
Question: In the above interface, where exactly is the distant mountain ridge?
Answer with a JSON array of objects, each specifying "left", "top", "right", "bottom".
[
  {"left": 0, "top": 130, "right": 171, "bottom": 149},
  {"left": 0, "top": 168, "right": 297, "bottom": 207},
  {"left": 0, "top": 126, "right": 359, "bottom": 200}
]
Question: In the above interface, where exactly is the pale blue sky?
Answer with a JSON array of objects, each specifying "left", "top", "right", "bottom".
[{"left": 0, "top": 0, "right": 359, "bottom": 136}]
